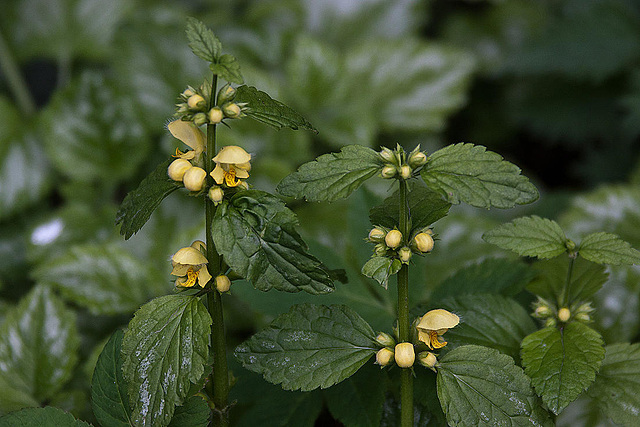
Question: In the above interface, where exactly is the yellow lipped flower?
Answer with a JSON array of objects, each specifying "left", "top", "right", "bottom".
[
  {"left": 416, "top": 309, "right": 460, "bottom": 350},
  {"left": 168, "top": 120, "right": 206, "bottom": 161},
  {"left": 210, "top": 146, "right": 251, "bottom": 189},
  {"left": 171, "top": 245, "right": 212, "bottom": 288}
]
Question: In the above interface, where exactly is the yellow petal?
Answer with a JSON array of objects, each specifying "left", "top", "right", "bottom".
[
  {"left": 198, "top": 266, "right": 212, "bottom": 287},
  {"left": 210, "top": 164, "right": 225, "bottom": 184},
  {"left": 233, "top": 167, "right": 249, "bottom": 179},
  {"left": 212, "top": 145, "right": 251, "bottom": 164},
  {"left": 236, "top": 161, "right": 251, "bottom": 172},
  {"left": 168, "top": 120, "right": 205, "bottom": 153},
  {"left": 171, "top": 247, "right": 208, "bottom": 266},
  {"left": 171, "top": 264, "right": 191, "bottom": 276},
  {"left": 417, "top": 309, "right": 459, "bottom": 332}
]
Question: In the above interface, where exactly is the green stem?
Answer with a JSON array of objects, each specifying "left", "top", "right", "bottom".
[
  {"left": 561, "top": 255, "right": 576, "bottom": 307},
  {"left": 397, "top": 179, "right": 413, "bottom": 427},
  {"left": 0, "top": 30, "right": 36, "bottom": 115},
  {"left": 204, "top": 75, "right": 229, "bottom": 427}
]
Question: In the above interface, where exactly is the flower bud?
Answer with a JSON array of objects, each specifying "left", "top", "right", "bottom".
[
  {"left": 558, "top": 307, "right": 571, "bottom": 322},
  {"left": 182, "top": 88, "right": 195, "bottom": 98},
  {"left": 215, "top": 275, "right": 231, "bottom": 292},
  {"left": 418, "top": 352, "right": 437, "bottom": 368},
  {"left": 368, "top": 227, "right": 386, "bottom": 243},
  {"left": 217, "top": 84, "right": 236, "bottom": 104},
  {"left": 574, "top": 312, "right": 591, "bottom": 322},
  {"left": 385, "top": 229, "right": 403, "bottom": 250},
  {"left": 374, "top": 244, "right": 387, "bottom": 257},
  {"left": 533, "top": 306, "right": 552, "bottom": 318},
  {"left": 413, "top": 233, "right": 434, "bottom": 253},
  {"left": 545, "top": 317, "right": 557, "bottom": 327},
  {"left": 222, "top": 103, "right": 241, "bottom": 119},
  {"left": 565, "top": 239, "right": 576, "bottom": 252},
  {"left": 394, "top": 343, "right": 415, "bottom": 368},
  {"left": 376, "top": 348, "right": 394, "bottom": 367},
  {"left": 399, "top": 247, "right": 412, "bottom": 264},
  {"left": 208, "top": 186, "right": 224, "bottom": 204},
  {"left": 408, "top": 151, "right": 427, "bottom": 169},
  {"left": 381, "top": 165, "right": 396, "bottom": 179},
  {"left": 375, "top": 332, "right": 396, "bottom": 347},
  {"left": 193, "top": 112, "right": 207, "bottom": 127},
  {"left": 168, "top": 159, "right": 193, "bottom": 181},
  {"left": 183, "top": 167, "right": 207, "bottom": 192},
  {"left": 190, "top": 240, "right": 206, "bottom": 252},
  {"left": 399, "top": 164, "right": 412, "bottom": 180},
  {"left": 187, "top": 94, "right": 206, "bottom": 110},
  {"left": 208, "top": 107, "right": 224, "bottom": 124},
  {"left": 379, "top": 147, "right": 395, "bottom": 163}
]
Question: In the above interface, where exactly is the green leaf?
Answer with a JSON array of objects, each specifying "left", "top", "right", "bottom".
[
  {"left": 0, "top": 285, "right": 79, "bottom": 405},
  {"left": 116, "top": 158, "right": 182, "bottom": 239},
  {"left": 431, "top": 258, "right": 536, "bottom": 300},
  {"left": 212, "top": 190, "right": 333, "bottom": 294},
  {"left": 483, "top": 216, "right": 567, "bottom": 259},
  {"left": 91, "top": 329, "right": 131, "bottom": 427},
  {"left": 277, "top": 145, "right": 382, "bottom": 202},
  {"left": 579, "top": 231, "right": 640, "bottom": 265},
  {"left": 168, "top": 396, "right": 211, "bottom": 427},
  {"left": 436, "top": 294, "right": 537, "bottom": 363},
  {"left": 437, "top": 345, "right": 552, "bottom": 427},
  {"left": 235, "top": 304, "right": 378, "bottom": 391},
  {"left": 521, "top": 322, "right": 605, "bottom": 415},
  {"left": 122, "top": 294, "right": 211, "bottom": 427},
  {"left": 587, "top": 343, "right": 640, "bottom": 426},
  {"left": 369, "top": 185, "right": 451, "bottom": 233},
  {"left": 209, "top": 54, "right": 243, "bottom": 84},
  {"left": 0, "top": 406, "right": 91, "bottom": 427},
  {"left": 0, "top": 375, "right": 38, "bottom": 414},
  {"left": 185, "top": 17, "right": 221, "bottom": 62},
  {"left": 421, "top": 143, "right": 539, "bottom": 209},
  {"left": 361, "top": 256, "right": 401, "bottom": 289},
  {"left": 234, "top": 85, "right": 316, "bottom": 132}
]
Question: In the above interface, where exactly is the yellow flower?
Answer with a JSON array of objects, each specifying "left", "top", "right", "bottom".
[
  {"left": 171, "top": 245, "right": 212, "bottom": 288},
  {"left": 394, "top": 343, "right": 415, "bottom": 368},
  {"left": 416, "top": 309, "right": 460, "bottom": 350},
  {"left": 210, "top": 146, "right": 251, "bottom": 188},
  {"left": 168, "top": 120, "right": 206, "bottom": 161}
]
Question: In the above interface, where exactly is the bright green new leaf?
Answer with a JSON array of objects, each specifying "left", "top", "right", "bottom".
[
  {"left": 361, "top": 256, "right": 401, "bottom": 289},
  {"left": 213, "top": 190, "right": 334, "bottom": 294},
  {"left": 579, "top": 231, "right": 640, "bottom": 265},
  {"left": 521, "top": 323, "right": 605, "bottom": 415},
  {"left": 116, "top": 158, "right": 182, "bottom": 239},
  {"left": 122, "top": 295, "right": 211, "bottom": 427},
  {"left": 234, "top": 85, "right": 316, "bottom": 132},
  {"left": 0, "top": 285, "right": 79, "bottom": 405},
  {"left": 277, "top": 145, "right": 382, "bottom": 202},
  {"left": 528, "top": 257, "right": 608, "bottom": 304},
  {"left": 0, "top": 406, "right": 91, "bottom": 427},
  {"left": 209, "top": 54, "right": 244, "bottom": 84},
  {"left": 168, "top": 396, "right": 211, "bottom": 427},
  {"left": 483, "top": 216, "right": 567, "bottom": 259},
  {"left": 369, "top": 185, "right": 451, "bottom": 233},
  {"left": 185, "top": 17, "right": 221, "bottom": 62},
  {"left": 437, "top": 345, "right": 552, "bottom": 427},
  {"left": 587, "top": 343, "right": 640, "bottom": 426},
  {"left": 235, "top": 304, "right": 378, "bottom": 391},
  {"left": 91, "top": 329, "right": 132, "bottom": 427},
  {"left": 421, "top": 143, "right": 539, "bottom": 209}
]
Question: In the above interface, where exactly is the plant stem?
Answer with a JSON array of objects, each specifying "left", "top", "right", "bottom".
[
  {"left": 398, "top": 179, "right": 413, "bottom": 427},
  {"left": 0, "top": 30, "right": 36, "bottom": 115},
  {"left": 204, "top": 75, "right": 229, "bottom": 427},
  {"left": 561, "top": 255, "right": 576, "bottom": 307}
]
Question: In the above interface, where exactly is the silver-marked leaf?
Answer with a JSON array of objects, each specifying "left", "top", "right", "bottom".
[
  {"left": 437, "top": 345, "right": 552, "bottom": 427},
  {"left": 168, "top": 396, "right": 211, "bottom": 427},
  {"left": 0, "top": 406, "right": 91, "bottom": 427},
  {"left": 521, "top": 323, "right": 605, "bottom": 415},
  {"left": 209, "top": 54, "right": 243, "bottom": 84},
  {"left": 277, "top": 145, "right": 381, "bottom": 202},
  {"left": 421, "top": 143, "right": 539, "bottom": 209},
  {"left": 235, "top": 304, "right": 378, "bottom": 391},
  {"left": 579, "top": 232, "right": 640, "bottom": 265},
  {"left": 483, "top": 216, "right": 567, "bottom": 259},
  {"left": 361, "top": 256, "right": 401, "bottom": 289},
  {"left": 212, "top": 190, "right": 333, "bottom": 294},
  {"left": 185, "top": 17, "right": 221, "bottom": 62},
  {"left": 122, "top": 295, "right": 211, "bottom": 427}
]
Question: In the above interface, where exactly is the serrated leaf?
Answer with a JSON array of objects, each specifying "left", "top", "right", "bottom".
[
  {"left": 587, "top": 343, "right": 640, "bottom": 426},
  {"left": 234, "top": 85, "right": 316, "bottom": 132},
  {"left": 521, "top": 323, "right": 605, "bottom": 415},
  {"left": 361, "top": 256, "right": 401, "bottom": 289},
  {"left": 168, "top": 396, "right": 211, "bottom": 427},
  {"left": 421, "top": 143, "right": 539, "bottom": 209},
  {"left": 0, "top": 285, "right": 79, "bottom": 405},
  {"left": 579, "top": 231, "right": 640, "bottom": 265},
  {"left": 116, "top": 158, "right": 182, "bottom": 239},
  {"left": 235, "top": 304, "right": 378, "bottom": 391},
  {"left": 91, "top": 329, "right": 132, "bottom": 427},
  {"left": 185, "top": 17, "right": 221, "bottom": 62},
  {"left": 209, "top": 54, "right": 243, "bottom": 84},
  {"left": 437, "top": 345, "right": 552, "bottom": 427},
  {"left": 0, "top": 406, "right": 91, "bottom": 427},
  {"left": 122, "top": 295, "right": 211, "bottom": 427},
  {"left": 369, "top": 185, "right": 451, "bottom": 233},
  {"left": 277, "top": 145, "right": 382, "bottom": 202},
  {"left": 212, "top": 190, "right": 333, "bottom": 294},
  {"left": 483, "top": 216, "right": 567, "bottom": 259}
]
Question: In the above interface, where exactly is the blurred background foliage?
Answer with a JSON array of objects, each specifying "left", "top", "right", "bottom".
[{"left": 1, "top": 0, "right": 640, "bottom": 425}]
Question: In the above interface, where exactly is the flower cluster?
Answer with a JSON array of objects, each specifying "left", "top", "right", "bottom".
[
  {"left": 175, "top": 82, "right": 247, "bottom": 126},
  {"left": 170, "top": 240, "right": 234, "bottom": 293},
  {"left": 379, "top": 145, "right": 427, "bottom": 180},
  {"left": 532, "top": 297, "right": 593, "bottom": 327},
  {"left": 367, "top": 226, "right": 435, "bottom": 264}
]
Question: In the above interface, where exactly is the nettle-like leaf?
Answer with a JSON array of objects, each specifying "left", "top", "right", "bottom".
[
  {"left": 234, "top": 85, "right": 316, "bottom": 132},
  {"left": 361, "top": 256, "right": 402, "bottom": 289},
  {"left": 168, "top": 396, "right": 211, "bottom": 427},
  {"left": 369, "top": 185, "right": 451, "bottom": 233},
  {"left": 213, "top": 190, "right": 333, "bottom": 294},
  {"left": 587, "top": 343, "right": 640, "bottom": 426},
  {"left": 209, "top": 54, "right": 243, "bottom": 84},
  {"left": 185, "top": 17, "right": 221, "bottom": 63},
  {"left": 528, "top": 257, "right": 608, "bottom": 304},
  {"left": 122, "top": 294, "right": 211, "bottom": 427},
  {"left": 277, "top": 145, "right": 382, "bottom": 202},
  {"left": 483, "top": 216, "right": 568, "bottom": 259},
  {"left": 116, "top": 158, "right": 182, "bottom": 239},
  {"left": 235, "top": 304, "right": 378, "bottom": 391},
  {"left": 0, "top": 406, "right": 91, "bottom": 427},
  {"left": 421, "top": 143, "right": 539, "bottom": 209},
  {"left": 521, "top": 322, "right": 605, "bottom": 415},
  {"left": 578, "top": 231, "right": 640, "bottom": 265},
  {"left": 437, "top": 345, "right": 552, "bottom": 427}
]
